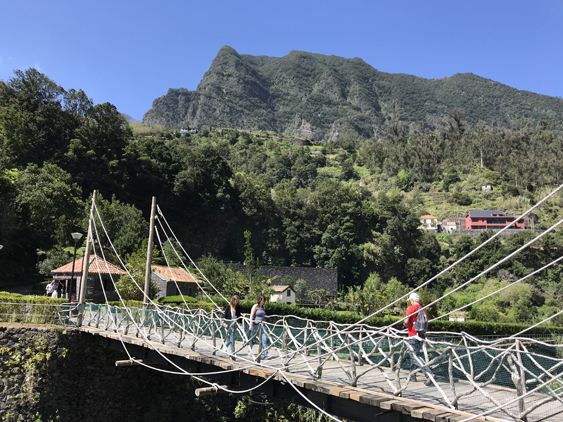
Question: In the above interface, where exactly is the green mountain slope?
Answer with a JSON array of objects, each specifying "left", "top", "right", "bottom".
[{"left": 143, "top": 46, "right": 563, "bottom": 141}]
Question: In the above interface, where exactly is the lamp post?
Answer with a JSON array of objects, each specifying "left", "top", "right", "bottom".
[{"left": 69, "top": 232, "right": 83, "bottom": 301}]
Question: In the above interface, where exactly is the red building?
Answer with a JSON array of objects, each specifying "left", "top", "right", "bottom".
[{"left": 465, "top": 210, "right": 525, "bottom": 230}]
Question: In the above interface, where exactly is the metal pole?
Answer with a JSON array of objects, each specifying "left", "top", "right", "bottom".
[
  {"left": 77, "top": 190, "right": 96, "bottom": 326},
  {"left": 70, "top": 244, "right": 78, "bottom": 301},
  {"left": 144, "top": 196, "right": 157, "bottom": 307}
]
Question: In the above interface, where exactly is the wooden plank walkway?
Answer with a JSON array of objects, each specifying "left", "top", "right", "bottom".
[{"left": 79, "top": 325, "right": 563, "bottom": 422}]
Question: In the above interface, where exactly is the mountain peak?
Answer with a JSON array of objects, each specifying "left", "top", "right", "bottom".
[{"left": 143, "top": 49, "right": 563, "bottom": 140}]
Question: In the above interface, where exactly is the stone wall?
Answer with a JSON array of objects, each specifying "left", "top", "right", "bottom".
[{"left": 0, "top": 325, "right": 294, "bottom": 422}]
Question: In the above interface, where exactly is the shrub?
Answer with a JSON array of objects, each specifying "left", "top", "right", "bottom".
[
  {"left": 160, "top": 295, "right": 198, "bottom": 304},
  {"left": 0, "top": 292, "right": 67, "bottom": 324}
]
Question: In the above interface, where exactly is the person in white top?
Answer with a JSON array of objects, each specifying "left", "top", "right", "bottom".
[
  {"left": 46, "top": 281, "right": 55, "bottom": 297},
  {"left": 51, "top": 283, "right": 59, "bottom": 298}
]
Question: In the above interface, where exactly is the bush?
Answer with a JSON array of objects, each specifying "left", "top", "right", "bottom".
[
  {"left": 0, "top": 292, "right": 67, "bottom": 324},
  {"left": 160, "top": 295, "right": 198, "bottom": 304},
  {"left": 450, "top": 191, "right": 473, "bottom": 206}
]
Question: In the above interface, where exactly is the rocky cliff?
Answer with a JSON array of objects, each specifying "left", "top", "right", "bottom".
[{"left": 143, "top": 46, "right": 563, "bottom": 141}]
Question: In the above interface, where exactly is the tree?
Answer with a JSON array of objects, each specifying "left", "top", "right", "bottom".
[
  {"left": 38, "top": 247, "right": 74, "bottom": 276},
  {"left": 397, "top": 169, "right": 409, "bottom": 191},
  {"left": 159, "top": 237, "right": 186, "bottom": 267},
  {"left": 14, "top": 163, "right": 84, "bottom": 246},
  {"left": 344, "top": 272, "right": 386, "bottom": 316},
  {"left": 193, "top": 254, "right": 247, "bottom": 299},
  {"left": 340, "top": 158, "right": 358, "bottom": 181},
  {"left": 114, "top": 240, "right": 159, "bottom": 301},
  {"left": 84, "top": 193, "right": 148, "bottom": 262},
  {"left": 294, "top": 279, "right": 307, "bottom": 302}
]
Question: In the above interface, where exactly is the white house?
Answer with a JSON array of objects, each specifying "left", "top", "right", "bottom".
[
  {"left": 449, "top": 312, "right": 466, "bottom": 322},
  {"left": 443, "top": 219, "right": 461, "bottom": 233},
  {"left": 419, "top": 215, "right": 438, "bottom": 231},
  {"left": 269, "top": 285, "right": 296, "bottom": 304}
]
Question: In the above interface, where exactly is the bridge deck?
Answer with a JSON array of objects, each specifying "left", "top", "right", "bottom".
[{"left": 79, "top": 325, "right": 562, "bottom": 422}]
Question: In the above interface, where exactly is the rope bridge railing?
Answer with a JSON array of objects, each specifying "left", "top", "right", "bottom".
[{"left": 78, "top": 302, "right": 563, "bottom": 422}]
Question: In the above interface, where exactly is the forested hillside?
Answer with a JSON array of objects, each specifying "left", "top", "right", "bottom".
[
  {"left": 2, "top": 68, "right": 563, "bottom": 326},
  {"left": 143, "top": 46, "right": 563, "bottom": 141}
]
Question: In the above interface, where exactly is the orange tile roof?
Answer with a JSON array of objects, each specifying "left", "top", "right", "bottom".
[
  {"left": 52, "top": 255, "right": 126, "bottom": 275},
  {"left": 419, "top": 215, "right": 437, "bottom": 219},
  {"left": 151, "top": 265, "right": 198, "bottom": 283}
]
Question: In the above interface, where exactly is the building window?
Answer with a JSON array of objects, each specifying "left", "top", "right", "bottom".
[{"left": 287, "top": 290, "right": 291, "bottom": 297}]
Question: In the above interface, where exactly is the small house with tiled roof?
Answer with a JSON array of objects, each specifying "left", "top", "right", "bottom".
[
  {"left": 269, "top": 285, "right": 296, "bottom": 304},
  {"left": 419, "top": 215, "right": 438, "bottom": 232},
  {"left": 150, "top": 265, "right": 200, "bottom": 299},
  {"left": 51, "top": 255, "right": 126, "bottom": 301}
]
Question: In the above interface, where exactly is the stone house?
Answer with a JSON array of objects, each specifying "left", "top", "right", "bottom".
[
  {"left": 151, "top": 265, "right": 200, "bottom": 299},
  {"left": 51, "top": 255, "right": 126, "bottom": 301}
]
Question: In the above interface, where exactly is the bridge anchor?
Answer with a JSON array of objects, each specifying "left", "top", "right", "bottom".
[{"left": 195, "top": 385, "right": 229, "bottom": 397}]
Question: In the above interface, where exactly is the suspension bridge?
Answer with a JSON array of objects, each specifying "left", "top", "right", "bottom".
[{"left": 6, "top": 185, "right": 563, "bottom": 422}]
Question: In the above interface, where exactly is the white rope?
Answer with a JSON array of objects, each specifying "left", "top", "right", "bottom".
[
  {"left": 85, "top": 194, "right": 563, "bottom": 421},
  {"left": 154, "top": 217, "right": 222, "bottom": 308},
  {"left": 431, "top": 253, "right": 563, "bottom": 322},
  {"left": 89, "top": 205, "right": 279, "bottom": 388},
  {"left": 156, "top": 204, "right": 229, "bottom": 305}
]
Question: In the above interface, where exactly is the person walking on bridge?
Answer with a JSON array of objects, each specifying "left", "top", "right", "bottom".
[
  {"left": 404, "top": 292, "right": 433, "bottom": 386},
  {"left": 249, "top": 295, "right": 269, "bottom": 359},
  {"left": 222, "top": 295, "right": 241, "bottom": 354}
]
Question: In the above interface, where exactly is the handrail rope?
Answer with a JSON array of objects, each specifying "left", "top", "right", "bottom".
[
  {"left": 91, "top": 202, "right": 285, "bottom": 367},
  {"left": 152, "top": 186, "right": 563, "bottom": 363},
  {"left": 154, "top": 224, "right": 199, "bottom": 308},
  {"left": 89, "top": 214, "right": 268, "bottom": 380},
  {"left": 431, "top": 253, "right": 563, "bottom": 322},
  {"left": 91, "top": 203, "right": 235, "bottom": 354},
  {"left": 92, "top": 201, "right": 563, "bottom": 418},
  {"left": 381, "top": 215, "right": 563, "bottom": 334}
]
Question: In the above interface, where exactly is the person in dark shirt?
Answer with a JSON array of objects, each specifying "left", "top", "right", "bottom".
[{"left": 222, "top": 295, "right": 241, "bottom": 353}]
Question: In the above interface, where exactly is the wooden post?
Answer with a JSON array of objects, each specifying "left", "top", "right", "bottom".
[
  {"left": 195, "top": 386, "right": 228, "bottom": 397},
  {"left": 516, "top": 340, "right": 528, "bottom": 420},
  {"left": 144, "top": 197, "right": 157, "bottom": 307},
  {"left": 77, "top": 190, "right": 96, "bottom": 327}
]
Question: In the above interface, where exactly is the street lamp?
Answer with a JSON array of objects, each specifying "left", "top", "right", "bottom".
[
  {"left": 69, "top": 232, "right": 83, "bottom": 301},
  {"left": 0, "top": 245, "right": 3, "bottom": 251}
]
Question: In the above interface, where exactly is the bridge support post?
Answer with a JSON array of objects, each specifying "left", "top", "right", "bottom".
[
  {"left": 144, "top": 196, "right": 157, "bottom": 308},
  {"left": 77, "top": 190, "right": 96, "bottom": 327},
  {"left": 359, "top": 327, "right": 364, "bottom": 366},
  {"left": 515, "top": 340, "right": 528, "bottom": 421}
]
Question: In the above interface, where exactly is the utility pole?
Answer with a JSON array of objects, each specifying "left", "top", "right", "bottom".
[
  {"left": 77, "top": 190, "right": 96, "bottom": 326},
  {"left": 144, "top": 197, "right": 157, "bottom": 307}
]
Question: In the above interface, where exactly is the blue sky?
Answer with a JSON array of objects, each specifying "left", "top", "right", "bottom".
[{"left": 1, "top": 0, "right": 561, "bottom": 120}]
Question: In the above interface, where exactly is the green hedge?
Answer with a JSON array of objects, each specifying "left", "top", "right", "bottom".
[
  {"left": 159, "top": 295, "right": 198, "bottom": 304},
  {"left": 0, "top": 292, "right": 68, "bottom": 324},
  {"left": 107, "top": 299, "right": 216, "bottom": 313}
]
